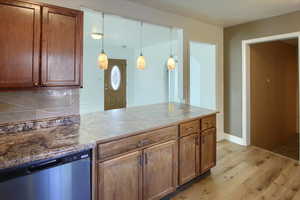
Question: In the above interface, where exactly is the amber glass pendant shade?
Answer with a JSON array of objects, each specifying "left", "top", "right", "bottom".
[
  {"left": 137, "top": 54, "right": 146, "bottom": 70},
  {"left": 98, "top": 51, "right": 108, "bottom": 70},
  {"left": 167, "top": 56, "right": 176, "bottom": 70}
]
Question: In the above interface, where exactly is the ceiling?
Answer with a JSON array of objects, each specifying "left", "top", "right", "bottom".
[
  {"left": 85, "top": 8, "right": 182, "bottom": 49},
  {"left": 127, "top": 0, "right": 300, "bottom": 27}
]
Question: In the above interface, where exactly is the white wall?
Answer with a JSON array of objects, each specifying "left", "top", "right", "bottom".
[
  {"left": 81, "top": 9, "right": 183, "bottom": 112},
  {"left": 190, "top": 42, "right": 216, "bottom": 110},
  {"left": 36, "top": 0, "right": 224, "bottom": 140}
]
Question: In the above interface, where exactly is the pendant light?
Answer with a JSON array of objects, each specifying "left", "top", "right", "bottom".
[
  {"left": 167, "top": 27, "right": 176, "bottom": 70},
  {"left": 137, "top": 21, "right": 146, "bottom": 70},
  {"left": 98, "top": 13, "right": 108, "bottom": 70}
]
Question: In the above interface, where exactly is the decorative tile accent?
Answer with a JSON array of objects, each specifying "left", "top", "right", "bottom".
[{"left": 0, "top": 115, "right": 80, "bottom": 135}]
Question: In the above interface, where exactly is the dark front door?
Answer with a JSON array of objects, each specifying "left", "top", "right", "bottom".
[{"left": 104, "top": 59, "right": 127, "bottom": 110}]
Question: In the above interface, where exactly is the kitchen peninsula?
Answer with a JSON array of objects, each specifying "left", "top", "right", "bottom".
[{"left": 0, "top": 103, "right": 217, "bottom": 200}]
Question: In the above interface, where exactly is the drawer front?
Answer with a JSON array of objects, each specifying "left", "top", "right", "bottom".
[
  {"left": 180, "top": 120, "right": 200, "bottom": 137},
  {"left": 98, "top": 126, "right": 178, "bottom": 160},
  {"left": 201, "top": 115, "right": 216, "bottom": 131}
]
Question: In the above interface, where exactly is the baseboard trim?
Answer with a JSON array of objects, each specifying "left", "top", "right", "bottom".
[{"left": 223, "top": 133, "right": 246, "bottom": 146}]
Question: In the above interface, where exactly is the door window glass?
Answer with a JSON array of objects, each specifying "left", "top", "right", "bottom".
[{"left": 111, "top": 65, "right": 121, "bottom": 90}]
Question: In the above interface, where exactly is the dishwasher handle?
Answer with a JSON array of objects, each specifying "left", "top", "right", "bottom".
[{"left": 28, "top": 159, "right": 61, "bottom": 173}]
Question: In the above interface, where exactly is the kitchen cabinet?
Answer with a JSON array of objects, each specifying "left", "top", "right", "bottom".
[
  {"left": 98, "top": 151, "right": 142, "bottom": 200},
  {"left": 97, "top": 126, "right": 178, "bottom": 200},
  {"left": 201, "top": 128, "right": 216, "bottom": 173},
  {"left": 96, "top": 114, "right": 217, "bottom": 200},
  {"left": 0, "top": 0, "right": 83, "bottom": 89},
  {"left": 179, "top": 115, "right": 216, "bottom": 184},
  {"left": 179, "top": 134, "right": 199, "bottom": 185},
  {"left": 143, "top": 141, "right": 178, "bottom": 200},
  {"left": 0, "top": 0, "right": 41, "bottom": 88},
  {"left": 41, "top": 6, "right": 83, "bottom": 87}
]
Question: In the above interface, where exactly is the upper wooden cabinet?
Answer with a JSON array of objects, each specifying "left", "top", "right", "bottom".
[
  {"left": 41, "top": 6, "right": 83, "bottom": 87},
  {"left": 0, "top": 0, "right": 83, "bottom": 89},
  {"left": 0, "top": 0, "right": 41, "bottom": 88}
]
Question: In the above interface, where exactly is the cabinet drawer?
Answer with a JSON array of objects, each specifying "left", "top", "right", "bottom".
[
  {"left": 201, "top": 115, "right": 216, "bottom": 131},
  {"left": 98, "top": 126, "right": 178, "bottom": 160},
  {"left": 180, "top": 120, "right": 200, "bottom": 137}
]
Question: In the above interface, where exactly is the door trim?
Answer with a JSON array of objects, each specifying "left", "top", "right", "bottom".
[{"left": 242, "top": 32, "right": 300, "bottom": 153}]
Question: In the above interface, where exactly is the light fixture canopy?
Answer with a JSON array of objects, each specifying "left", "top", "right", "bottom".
[
  {"left": 137, "top": 54, "right": 146, "bottom": 70},
  {"left": 91, "top": 32, "right": 103, "bottom": 40},
  {"left": 137, "top": 21, "right": 146, "bottom": 70},
  {"left": 98, "top": 13, "right": 108, "bottom": 70}
]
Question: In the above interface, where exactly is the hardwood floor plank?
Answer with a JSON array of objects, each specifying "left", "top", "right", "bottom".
[{"left": 172, "top": 141, "right": 300, "bottom": 200}]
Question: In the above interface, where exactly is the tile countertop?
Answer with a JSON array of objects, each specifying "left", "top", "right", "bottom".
[{"left": 0, "top": 103, "right": 217, "bottom": 170}]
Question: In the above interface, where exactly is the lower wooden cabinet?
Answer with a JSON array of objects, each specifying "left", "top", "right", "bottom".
[
  {"left": 96, "top": 115, "right": 216, "bottom": 200},
  {"left": 143, "top": 141, "right": 178, "bottom": 200},
  {"left": 201, "top": 128, "right": 216, "bottom": 173},
  {"left": 97, "top": 140, "right": 178, "bottom": 200},
  {"left": 179, "top": 117, "right": 217, "bottom": 185},
  {"left": 98, "top": 151, "right": 142, "bottom": 200},
  {"left": 179, "top": 134, "right": 199, "bottom": 185}
]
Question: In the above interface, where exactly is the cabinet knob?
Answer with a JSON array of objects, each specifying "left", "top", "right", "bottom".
[
  {"left": 137, "top": 141, "right": 143, "bottom": 148},
  {"left": 34, "top": 82, "right": 39, "bottom": 86}
]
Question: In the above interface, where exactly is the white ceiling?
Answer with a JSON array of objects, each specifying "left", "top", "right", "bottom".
[
  {"left": 127, "top": 0, "right": 300, "bottom": 27},
  {"left": 84, "top": 8, "right": 181, "bottom": 49}
]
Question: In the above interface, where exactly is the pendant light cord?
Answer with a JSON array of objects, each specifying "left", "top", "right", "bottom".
[
  {"left": 170, "top": 27, "right": 173, "bottom": 57},
  {"left": 102, "top": 13, "right": 105, "bottom": 53},
  {"left": 140, "top": 21, "right": 143, "bottom": 56}
]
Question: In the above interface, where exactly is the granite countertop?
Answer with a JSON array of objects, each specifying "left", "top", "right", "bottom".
[{"left": 0, "top": 103, "right": 217, "bottom": 170}]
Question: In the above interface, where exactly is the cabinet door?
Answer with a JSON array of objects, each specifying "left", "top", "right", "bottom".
[
  {"left": 41, "top": 6, "right": 83, "bottom": 87},
  {"left": 201, "top": 128, "right": 216, "bottom": 173},
  {"left": 143, "top": 140, "right": 178, "bottom": 200},
  {"left": 179, "top": 134, "right": 200, "bottom": 184},
  {"left": 98, "top": 151, "right": 142, "bottom": 200},
  {"left": 0, "top": 0, "right": 40, "bottom": 88}
]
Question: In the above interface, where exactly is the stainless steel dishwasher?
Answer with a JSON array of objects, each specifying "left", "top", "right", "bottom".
[{"left": 0, "top": 150, "right": 92, "bottom": 200}]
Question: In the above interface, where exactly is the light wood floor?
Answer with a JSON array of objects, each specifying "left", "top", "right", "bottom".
[{"left": 172, "top": 140, "right": 300, "bottom": 200}]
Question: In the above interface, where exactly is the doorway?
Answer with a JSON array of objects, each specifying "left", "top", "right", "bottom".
[
  {"left": 104, "top": 59, "right": 127, "bottom": 110},
  {"left": 189, "top": 41, "right": 217, "bottom": 110},
  {"left": 243, "top": 34, "right": 299, "bottom": 160}
]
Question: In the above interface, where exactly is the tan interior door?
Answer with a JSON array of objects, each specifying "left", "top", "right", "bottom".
[{"left": 104, "top": 59, "right": 126, "bottom": 110}]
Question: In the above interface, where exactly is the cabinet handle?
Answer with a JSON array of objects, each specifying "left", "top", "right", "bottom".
[
  {"left": 34, "top": 82, "right": 39, "bottom": 87},
  {"left": 186, "top": 127, "right": 194, "bottom": 132},
  {"left": 144, "top": 153, "right": 147, "bottom": 165},
  {"left": 139, "top": 155, "right": 143, "bottom": 166},
  {"left": 137, "top": 141, "right": 143, "bottom": 148},
  {"left": 142, "top": 139, "right": 150, "bottom": 146}
]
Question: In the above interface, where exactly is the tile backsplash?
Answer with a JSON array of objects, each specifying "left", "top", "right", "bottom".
[{"left": 0, "top": 89, "right": 80, "bottom": 124}]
